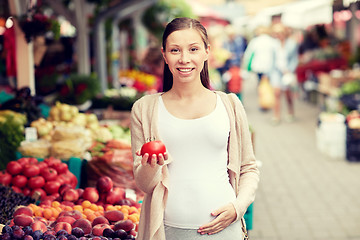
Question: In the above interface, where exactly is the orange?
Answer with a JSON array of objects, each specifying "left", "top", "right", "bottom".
[
  {"left": 82, "top": 200, "right": 92, "bottom": 209},
  {"left": 52, "top": 208, "right": 60, "bottom": 218},
  {"left": 105, "top": 205, "right": 116, "bottom": 211},
  {"left": 34, "top": 208, "right": 43, "bottom": 217},
  {"left": 43, "top": 208, "right": 53, "bottom": 219},
  {"left": 128, "top": 214, "right": 139, "bottom": 223},
  {"left": 87, "top": 213, "right": 96, "bottom": 222},
  {"left": 83, "top": 208, "right": 94, "bottom": 217},
  {"left": 89, "top": 203, "right": 98, "bottom": 211},
  {"left": 64, "top": 206, "right": 73, "bottom": 211},
  {"left": 73, "top": 205, "right": 83, "bottom": 212},
  {"left": 120, "top": 207, "right": 129, "bottom": 215},
  {"left": 129, "top": 206, "right": 139, "bottom": 214},
  {"left": 51, "top": 201, "right": 61, "bottom": 208},
  {"left": 98, "top": 205, "right": 104, "bottom": 212}
]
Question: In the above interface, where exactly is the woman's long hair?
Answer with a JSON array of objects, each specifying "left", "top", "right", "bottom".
[{"left": 162, "top": 17, "right": 210, "bottom": 92}]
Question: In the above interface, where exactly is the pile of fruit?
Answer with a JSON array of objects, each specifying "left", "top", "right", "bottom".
[
  {"left": 0, "top": 157, "right": 78, "bottom": 199},
  {"left": 0, "top": 176, "right": 141, "bottom": 239}
]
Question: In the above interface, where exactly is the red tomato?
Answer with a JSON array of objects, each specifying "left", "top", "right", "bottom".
[
  {"left": 27, "top": 176, "right": 45, "bottom": 189},
  {"left": 11, "top": 175, "right": 28, "bottom": 188},
  {"left": 36, "top": 161, "right": 48, "bottom": 170},
  {"left": 44, "top": 181, "right": 61, "bottom": 195},
  {"left": 140, "top": 141, "right": 166, "bottom": 158},
  {"left": 40, "top": 167, "right": 58, "bottom": 181},
  {"left": 31, "top": 188, "right": 47, "bottom": 200},
  {"left": 22, "top": 164, "right": 40, "bottom": 178},
  {"left": 0, "top": 171, "right": 12, "bottom": 185},
  {"left": 22, "top": 187, "right": 31, "bottom": 196},
  {"left": 12, "top": 186, "right": 22, "bottom": 193},
  {"left": 16, "top": 157, "right": 30, "bottom": 167},
  {"left": 44, "top": 157, "right": 62, "bottom": 168},
  {"left": 52, "top": 162, "right": 68, "bottom": 174},
  {"left": 6, "top": 161, "right": 23, "bottom": 175}
]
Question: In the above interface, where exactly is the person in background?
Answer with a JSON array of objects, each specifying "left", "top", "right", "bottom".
[
  {"left": 242, "top": 25, "right": 277, "bottom": 84},
  {"left": 130, "top": 17, "right": 259, "bottom": 240},
  {"left": 270, "top": 23, "right": 299, "bottom": 124},
  {"left": 222, "top": 25, "right": 247, "bottom": 100}
]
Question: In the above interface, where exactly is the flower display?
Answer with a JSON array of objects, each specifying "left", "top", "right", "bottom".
[{"left": 119, "top": 69, "right": 158, "bottom": 92}]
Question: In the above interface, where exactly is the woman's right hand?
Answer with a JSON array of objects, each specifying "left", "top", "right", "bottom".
[{"left": 136, "top": 150, "right": 168, "bottom": 167}]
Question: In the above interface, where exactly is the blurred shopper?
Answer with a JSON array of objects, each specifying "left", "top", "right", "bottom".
[
  {"left": 130, "top": 17, "right": 259, "bottom": 240},
  {"left": 242, "top": 26, "right": 277, "bottom": 83},
  {"left": 207, "top": 25, "right": 232, "bottom": 91},
  {"left": 222, "top": 25, "right": 247, "bottom": 100},
  {"left": 270, "top": 23, "right": 299, "bottom": 124}
]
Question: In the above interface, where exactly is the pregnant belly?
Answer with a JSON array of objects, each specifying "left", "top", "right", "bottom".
[{"left": 164, "top": 179, "right": 236, "bottom": 229}]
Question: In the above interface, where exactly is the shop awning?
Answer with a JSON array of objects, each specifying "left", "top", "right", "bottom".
[{"left": 281, "top": 0, "right": 334, "bottom": 29}]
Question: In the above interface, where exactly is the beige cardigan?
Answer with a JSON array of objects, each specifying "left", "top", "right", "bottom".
[{"left": 130, "top": 91, "right": 260, "bottom": 240}]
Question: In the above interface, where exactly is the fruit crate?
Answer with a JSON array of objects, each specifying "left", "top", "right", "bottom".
[{"left": 346, "top": 125, "right": 360, "bottom": 162}]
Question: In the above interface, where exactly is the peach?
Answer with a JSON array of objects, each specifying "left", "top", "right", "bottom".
[
  {"left": 61, "top": 210, "right": 82, "bottom": 220},
  {"left": 104, "top": 210, "right": 124, "bottom": 223},
  {"left": 82, "top": 187, "right": 99, "bottom": 203},
  {"left": 113, "top": 219, "right": 134, "bottom": 232},
  {"left": 92, "top": 223, "right": 111, "bottom": 236},
  {"left": 56, "top": 216, "right": 76, "bottom": 225},
  {"left": 92, "top": 216, "right": 110, "bottom": 227},
  {"left": 96, "top": 176, "right": 113, "bottom": 193},
  {"left": 13, "top": 206, "right": 33, "bottom": 217},
  {"left": 106, "top": 187, "right": 125, "bottom": 205},
  {"left": 31, "top": 220, "right": 48, "bottom": 232},
  {"left": 54, "top": 222, "right": 72, "bottom": 234},
  {"left": 72, "top": 218, "right": 92, "bottom": 235},
  {"left": 13, "top": 215, "right": 34, "bottom": 227},
  {"left": 62, "top": 189, "right": 79, "bottom": 202}
]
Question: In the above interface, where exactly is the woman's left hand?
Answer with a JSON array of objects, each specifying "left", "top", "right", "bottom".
[{"left": 197, "top": 203, "right": 237, "bottom": 235}]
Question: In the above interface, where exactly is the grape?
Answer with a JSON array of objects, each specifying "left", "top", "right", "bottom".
[
  {"left": 12, "top": 226, "right": 25, "bottom": 239},
  {"left": 31, "top": 230, "right": 43, "bottom": 240},
  {"left": 56, "top": 229, "right": 68, "bottom": 237},
  {"left": 23, "top": 226, "right": 33, "bottom": 235},
  {"left": 43, "top": 235, "right": 57, "bottom": 240},
  {"left": 1, "top": 225, "right": 12, "bottom": 234},
  {"left": 103, "top": 228, "right": 115, "bottom": 238},
  {"left": 0, "top": 185, "right": 35, "bottom": 224},
  {"left": 57, "top": 235, "right": 68, "bottom": 240},
  {"left": 115, "top": 229, "right": 127, "bottom": 239},
  {"left": 67, "top": 235, "right": 78, "bottom": 240},
  {"left": 71, "top": 227, "right": 84, "bottom": 238}
]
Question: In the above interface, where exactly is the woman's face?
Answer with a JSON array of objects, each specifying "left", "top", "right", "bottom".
[{"left": 162, "top": 28, "right": 209, "bottom": 85}]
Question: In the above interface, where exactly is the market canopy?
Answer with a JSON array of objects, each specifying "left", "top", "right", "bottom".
[{"left": 281, "top": 0, "right": 333, "bottom": 29}]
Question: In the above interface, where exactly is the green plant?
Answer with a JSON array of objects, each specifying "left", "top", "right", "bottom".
[
  {"left": 141, "top": 0, "right": 195, "bottom": 41},
  {"left": 57, "top": 73, "right": 100, "bottom": 105}
]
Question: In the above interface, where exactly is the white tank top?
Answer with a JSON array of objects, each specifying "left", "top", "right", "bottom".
[{"left": 158, "top": 94, "right": 236, "bottom": 229}]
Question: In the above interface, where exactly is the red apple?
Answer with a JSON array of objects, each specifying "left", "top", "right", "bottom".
[
  {"left": 82, "top": 187, "right": 99, "bottom": 203},
  {"left": 96, "top": 176, "right": 113, "bottom": 193}
]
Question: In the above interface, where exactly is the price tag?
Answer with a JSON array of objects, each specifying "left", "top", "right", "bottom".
[{"left": 25, "top": 127, "right": 38, "bottom": 142}]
